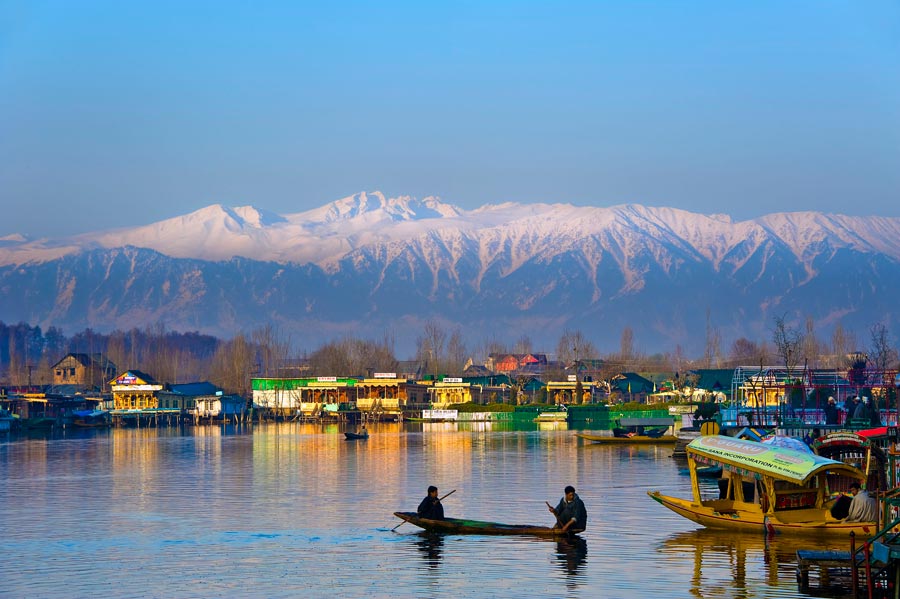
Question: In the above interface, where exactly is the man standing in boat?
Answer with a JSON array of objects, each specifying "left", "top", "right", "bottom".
[
  {"left": 417, "top": 485, "right": 445, "bottom": 520},
  {"left": 548, "top": 485, "right": 587, "bottom": 533}
]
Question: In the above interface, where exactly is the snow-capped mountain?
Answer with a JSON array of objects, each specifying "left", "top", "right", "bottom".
[{"left": 2, "top": 191, "right": 899, "bottom": 356}]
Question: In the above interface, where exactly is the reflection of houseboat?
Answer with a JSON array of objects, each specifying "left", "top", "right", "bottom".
[
  {"left": 534, "top": 411, "right": 568, "bottom": 423},
  {"left": 649, "top": 435, "right": 878, "bottom": 536}
]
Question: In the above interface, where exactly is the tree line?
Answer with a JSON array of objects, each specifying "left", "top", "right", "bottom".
[{"left": 1, "top": 315, "right": 897, "bottom": 398}]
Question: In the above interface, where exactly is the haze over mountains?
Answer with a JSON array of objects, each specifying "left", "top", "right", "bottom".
[{"left": 2, "top": 191, "right": 899, "bottom": 358}]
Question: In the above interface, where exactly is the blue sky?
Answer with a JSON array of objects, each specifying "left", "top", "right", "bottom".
[{"left": 1, "top": 1, "right": 898, "bottom": 238}]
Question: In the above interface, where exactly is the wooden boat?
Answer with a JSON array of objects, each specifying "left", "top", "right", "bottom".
[
  {"left": 577, "top": 432, "right": 676, "bottom": 444},
  {"left": 71, "top": 409, "right": 111, "bottom": 428},
  {"left": 648, "top": 435, "right": 880, "bottom": 537},
  {"left": 20, "top": 417, "right": 55, "bottom": 431},
  {"left": 393, "top": 512, "right": 575, "bottom": 537},
  {"left": 577, "top": 417, "right": 677, "bottom": 444},
  {"left": 344, "top": 431, "right": 369, "bottom": 440}
]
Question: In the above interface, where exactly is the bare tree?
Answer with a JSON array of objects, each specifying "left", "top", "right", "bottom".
[
  {"left": 772, "top": 315, "right": 804, "bottom": 375},
  {"left": 870, "top": 323, "right": 898, "bottom": 373},
  {"left": 619, "top": 327, "right": 634, "bottom": 364},
  {"left": 704, "top": 309, "right": 721, "bottom": 369},
  {"left": 209, "top": 334, "right": 253, "bottom": 397},
  {"left": 417, "top": 320, "right": 448, "bottom": 378},
  {"left": 250, "top": 324, "right": 293, "bottom": 379},
  {"left": 668, "top": 344, "right": 689, "bottom": 376},
  {"left": 308, "top": 337, "right": 397, "bottom": 377},
  {"left": 729, "top": 338, "right": 760, "bottom": 366},
  {"left": 513, "top": 335, "right": 533, "bottom": 354},
  {"left": 802, "top": 316, "right": 822, "bottom": 369},
  {"left": 830, "top": 323, "right": 857, "bottom": 369},
  {"left": 446, "top": 329, "right": 467, "bottom": 375},
  {"left": 556, "top": 330, "right": 597, "bottom": 365}
]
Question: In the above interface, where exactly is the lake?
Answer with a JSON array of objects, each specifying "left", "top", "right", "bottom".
[{"left": 0, "top": 422, "right": 846, "bottom": 598}]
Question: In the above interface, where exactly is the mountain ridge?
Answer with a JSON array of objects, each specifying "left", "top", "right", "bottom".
[{"left": 1, "top": 192, "right": 898, "bottom": 356}]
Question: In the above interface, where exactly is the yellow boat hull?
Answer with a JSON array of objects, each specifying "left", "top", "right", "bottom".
[
  {"left": 647, "top": 490, "right": 879, "bottom": 537},
  {"left": 577, "top": 433, "right": 677, "bottom": 444}
]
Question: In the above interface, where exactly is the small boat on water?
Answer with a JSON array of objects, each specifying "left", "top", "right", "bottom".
[
  {"left": 71, "top": 409, "right": 111, "bottom": 428},
  {"left": 392, "top": 512, "right": 575, "bottom": 537},
  {"left": 577, "top": 417, "right": 677, "bottom": 444},
  {"left": 648, "top": 435, "right": 880, "bottom": 537},
  {"left": 344, "top": 431, "right": 369, "bottom": 440}
]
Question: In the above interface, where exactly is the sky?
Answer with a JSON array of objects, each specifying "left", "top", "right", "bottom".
[{"left": 1, "top": 0, "right": 899, "bottom": 239}]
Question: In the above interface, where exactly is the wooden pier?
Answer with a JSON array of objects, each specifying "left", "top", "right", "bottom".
[{"left": 796, "top": 550, "right": 853, "bottom": 593}]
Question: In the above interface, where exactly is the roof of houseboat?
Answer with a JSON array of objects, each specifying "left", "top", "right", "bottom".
[{"left": 687, "top": 435, "right": 864, "bottom": 485}]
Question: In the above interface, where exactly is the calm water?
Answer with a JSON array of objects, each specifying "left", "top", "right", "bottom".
[{"left": 0, "top": 423, "right": 847, "bottom": 598}]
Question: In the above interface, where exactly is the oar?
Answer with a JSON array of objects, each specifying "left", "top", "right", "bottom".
[
  {"left": 392, "top": 489, "right": 457, "bottom": 532},
  {"left": 546, "top": 500, "right": 567, "bottom": 530}
]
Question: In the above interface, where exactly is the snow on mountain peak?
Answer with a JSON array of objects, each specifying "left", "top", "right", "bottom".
[{"left": 297, "top": 191, "right": 461, "bottom": 225}]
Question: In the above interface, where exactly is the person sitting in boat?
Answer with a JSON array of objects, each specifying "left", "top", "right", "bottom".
[
  {"left": 548, "top": 485, "right": 587, "bottom": 533},
  {"left": 417, "top": 485, "right": 445, "bottom": 520},
  {"left": 830, "top": 490, "right": 853, "bottom": 520},
  {"left": 845, "top": 482, "right": 878, "bottom": 523}
]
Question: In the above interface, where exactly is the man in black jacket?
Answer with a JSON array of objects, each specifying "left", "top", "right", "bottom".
[
  {"left": 417, "top": 485, "right": 445, "bottom": 520},
  {"left": 548, "top": 485, "right": 587, "bottom": 533}
]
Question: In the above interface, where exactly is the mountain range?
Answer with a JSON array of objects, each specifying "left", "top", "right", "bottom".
[{"left": 2, "top": 191, "right": 899, "bottom": 358}]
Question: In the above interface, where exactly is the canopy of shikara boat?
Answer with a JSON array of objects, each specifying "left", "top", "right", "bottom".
[{"left": 686, "top": 435, "right": 865, "bottom": 486}]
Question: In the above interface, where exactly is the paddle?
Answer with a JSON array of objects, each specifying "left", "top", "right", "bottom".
[
  {"left": 392, "top": 489, "right": 457, "bottom": 532},
  {"left": 546, "top": 500, "right": 568, "bottom": 531}
]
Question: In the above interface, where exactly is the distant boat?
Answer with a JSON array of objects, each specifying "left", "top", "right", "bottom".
[
  {"left": 21, "top": 417, "right": 55, "bottom": 431},
  {"left": 577, "top": 417, "right": 676, "bottom": 444},
  {"left": 345, "top": 430, "right": 369, "bottom": 440},
  {"left": 71, "top": 409, "right": 111, "bottom": 428}
]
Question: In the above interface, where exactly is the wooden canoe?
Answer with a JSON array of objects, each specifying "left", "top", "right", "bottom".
[
  {"left": 393, "top": 512, "right": 576, "bottom": 537},
  {"left": 576, "top": 432, "right": 677, "bottom": 444},
  {"left": 344, "top": 431, "right": 369, "bottom": 440}
]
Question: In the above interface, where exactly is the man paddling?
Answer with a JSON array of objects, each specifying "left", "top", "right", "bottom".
[
  {"left": 417, "top": 485, "right": 445, "bottom": 520},
  {"left": 547, "top": 485, "right": 587, "bottom": 533}
]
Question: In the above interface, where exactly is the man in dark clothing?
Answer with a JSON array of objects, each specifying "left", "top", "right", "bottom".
[
  {"left": 824, "top": 397, "right": 839, "bottom": 425},
  {"left": 831, "top": 492, "right": 852, "bottom": 520},
  {"left": 417, "top": 485, "right": 445, "bottom": 520},
  {"left": 548, "top": 485, "right": 587, "bottom": 533}
]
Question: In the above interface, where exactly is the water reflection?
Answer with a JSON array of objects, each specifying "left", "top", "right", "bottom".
[
  {"left": 658, "top": 529, "right": 851, "bottom": 599},
  {"left": 555, "top": 536, "right": 588, "bottom": 577},
  {"left": 415, "top": 532, "right": 444, "bottom": 569}
]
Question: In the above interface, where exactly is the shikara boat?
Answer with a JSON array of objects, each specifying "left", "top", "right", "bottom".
[
  {"left": 71, "top": 409, "right": 111, "bottom": 428},
  {"left": 344, "top": 431, "right": 369, "bottom": 440},
  {"left": 576, "top": 418, "right": 678, "bottom": 444},
  {"left": 648, "top": 435, "right": 880, "bottom": 537},
  {"left": 393, "top": 512, "right": 575, "bottom": 537},
  {"left": 577, "top": 417, "right": 677, "bottom": 444}
]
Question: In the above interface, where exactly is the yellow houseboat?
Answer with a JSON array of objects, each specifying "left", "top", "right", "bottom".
[{"left": 648, "top": 435, "right": 879, "bottom": 537}]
